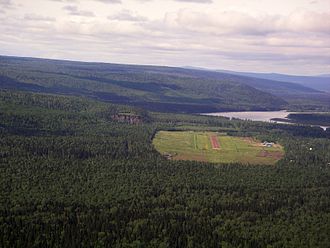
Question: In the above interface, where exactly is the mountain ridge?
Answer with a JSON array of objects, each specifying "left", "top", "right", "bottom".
[
  {"left": 0, "top": 55, "right": 286, "bottom": 113},
  {"left": 214, "top": 69, "right": 330, "bottom": 93}
]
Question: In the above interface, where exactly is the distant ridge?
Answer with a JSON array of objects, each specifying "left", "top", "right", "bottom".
[
  {"left": 182, "top": 67, "right": 320, "bottom": 96},
  {"left": 0, "top": 55, "right": 287, "bottom": 113},
  {"left": 317, "top": 74, "right": 330, "bottom": 78},
  {"left": 1, "top": 55, "right": 329, "bottom": 112},
  {"left": 181, "top": 66, "right": 330, "bottom": 111},
  {"left": 215, "top": 69, "right": 330, "bottom": 93}
]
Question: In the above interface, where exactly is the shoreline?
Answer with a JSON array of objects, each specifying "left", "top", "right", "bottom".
[{"left": 204, "top": 110, "right": 329, "bottom": 131}]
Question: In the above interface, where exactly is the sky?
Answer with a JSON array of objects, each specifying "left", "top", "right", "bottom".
[{"left": 0, "top": 0, "right": 329, "bottom": 75}]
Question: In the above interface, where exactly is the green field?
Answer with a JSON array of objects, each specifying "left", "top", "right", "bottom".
[{"left": 153, "top": 131, "right": 284, "bottom": 165}]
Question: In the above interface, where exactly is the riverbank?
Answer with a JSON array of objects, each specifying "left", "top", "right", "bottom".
[{"left": 203, "top": 110, "right": 329, "bottom": 131}]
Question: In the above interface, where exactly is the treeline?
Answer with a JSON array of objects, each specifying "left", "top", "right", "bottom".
[{"left": 287, "top": 113, "right": 330, "bottom": 126}]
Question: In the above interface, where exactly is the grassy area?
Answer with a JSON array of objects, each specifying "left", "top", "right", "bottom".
[{"left": 153, "top": 131, "right": 284, "bottom": 165}]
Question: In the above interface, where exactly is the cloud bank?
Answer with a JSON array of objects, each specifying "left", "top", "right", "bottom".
[{"left": 0, "top": 0, "right": 329, "bottom": 75}]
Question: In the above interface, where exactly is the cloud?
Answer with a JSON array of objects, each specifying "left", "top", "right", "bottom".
[
  {"left": 49, "top": 0, "right": 121, "bottom": 2},
  {"left": 134, "top": 0, "right": 212, "bottom": 3},
  {"left": 63, "top": 5, "right": 95, "bottom": 17},
  {"left": 162, "top": 9, "right": 330, "bottom": 36},
  {"left": 49, "top": 0, "right": 78, "bottom": 2},
  {"left": 24, "top": 14, "right": 56, "bottom": 22},
  {"left": 94, "top": 0, "right": 122, "bottom": 3},
  {"left": 0, "top": 0, "right": 14, "bottom": 9},
  {"left": 0, "top": 0, "right": 12, "bottom": 6},
  {"left": 0, "top": 0, "right": 16, "bottom": 14},
  {"left": 0, "top": 0, "right": 329, "bottom": 75},
  {"left": 162, "top": 10, "right": 275, "bottom": 35},
  {"left": 108, "top": 10, "right": 147, "bottom": 22},
  {"left": 282, "top": 11, "right": 330, "bottom": 33},
  {"left": 174, "top": 0, "right": 212, "bottom": 3}
]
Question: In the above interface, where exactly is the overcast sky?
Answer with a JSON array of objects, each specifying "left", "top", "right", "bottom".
[{"left": 0, "top": 0, "right": 329, "bottom": 75}]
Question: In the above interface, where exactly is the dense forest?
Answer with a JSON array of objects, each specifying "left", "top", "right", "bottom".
[
  {"left": 2, "top": 56, "right": 330, "bottom": 112},
  {"left": 286, "top": 113, "right": 330, "bottom": 126},
  {"left": 1, "top": 89, "right": 330, "bottom": 247},
  {"left": 0, "top": 55, "right": 291, "bottom": 112}
]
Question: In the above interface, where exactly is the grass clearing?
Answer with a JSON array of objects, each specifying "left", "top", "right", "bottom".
[{"left": 153, "top": 131, "right": 284, "bottom": 165}]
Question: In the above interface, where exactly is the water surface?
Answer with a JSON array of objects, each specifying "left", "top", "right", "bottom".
[
  {"left": 203, "top": 110, "right": 291, "bottom": 122},
  {"left": 203, "top": 110, "right": 329, "bottom": 131}
]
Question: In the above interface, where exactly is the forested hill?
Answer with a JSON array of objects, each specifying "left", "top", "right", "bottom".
[
  {"left": 185, "top": 67, "right": 320, "bottom": 96},
  {"left": 183, "top": 67, "right": 330, "bottom": 111},
  {"left": 0, "top": 55, "right": 286, "bottom": 113},
  {"left": 216, "top": 70, "right": 330, "bottom": 93}
]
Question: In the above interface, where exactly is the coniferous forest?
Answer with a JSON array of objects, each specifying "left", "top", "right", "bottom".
[{"left": 1, "top": 89, "right": 330, "bottom": 247}]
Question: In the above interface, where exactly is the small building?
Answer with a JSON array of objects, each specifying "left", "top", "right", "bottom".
[
  {"left": 163, "top": 152, "right": 173, "bottom": 160},
  {"left": 263, "top": 141, "right": 274, "bottom": 148}
]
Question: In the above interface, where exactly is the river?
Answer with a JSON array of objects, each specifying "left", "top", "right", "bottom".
[{"left": 203, "top": 110, "right": 329, "bottom": 131}]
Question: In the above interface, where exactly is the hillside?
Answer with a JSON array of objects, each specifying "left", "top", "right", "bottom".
[
  {"left": 183, "top": 67, "right": 330, "bottom": 111},
  {"left": 185, "top": 67, "right": 319, "bottom": 96},
  {"left": 216, "top": 69, "right": 330, "bottom": 93},
  {"left": 0, "top": 56, "right": 286, "bottom": 113}
]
